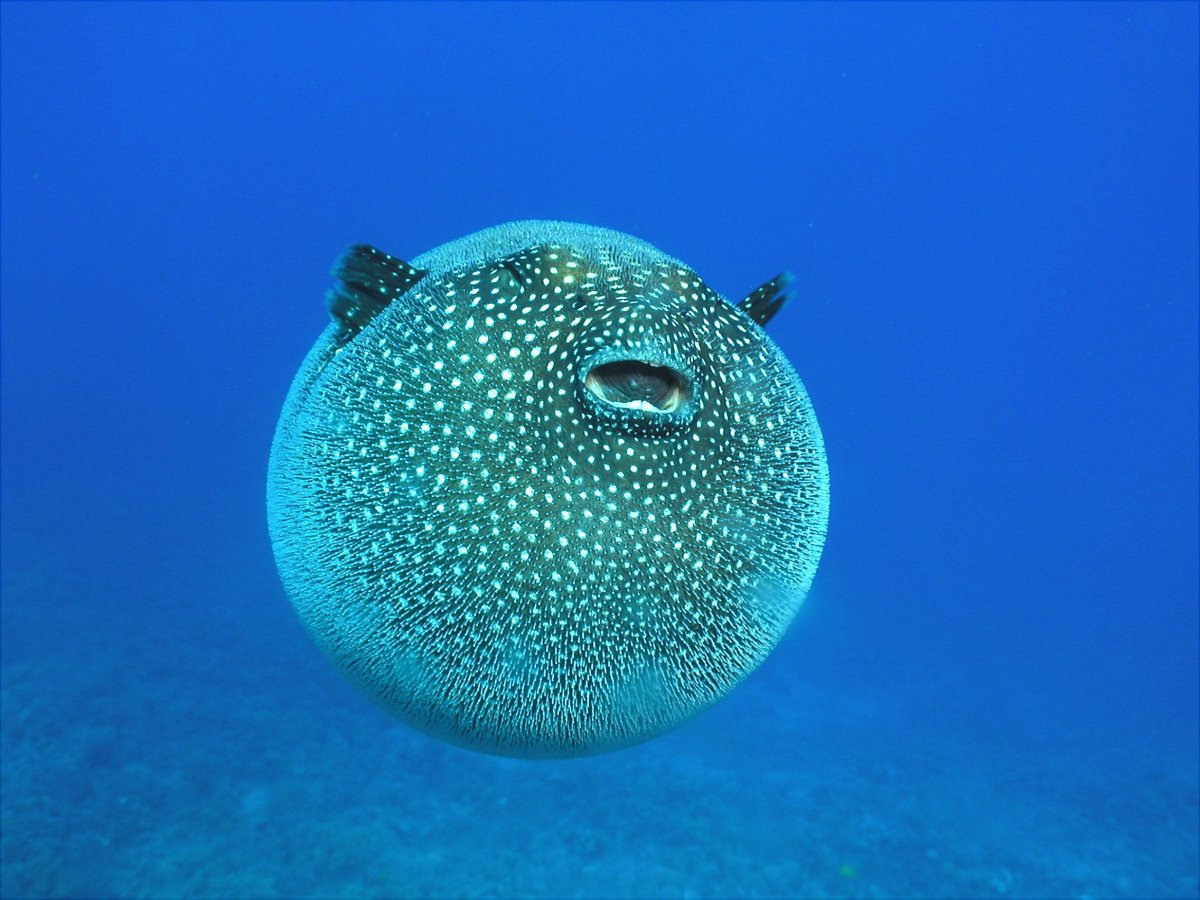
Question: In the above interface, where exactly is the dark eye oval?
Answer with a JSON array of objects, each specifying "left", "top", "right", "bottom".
[{"left": 492, "top": 261, "right": 524, "bottom": 295}]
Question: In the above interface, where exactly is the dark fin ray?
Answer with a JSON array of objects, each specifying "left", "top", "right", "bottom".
[
  {"left": 327, "top": 244, "right": 427, "bottom": 344},
  {"left": 736, "top": 271, "right": 795, "bottom": 327}
]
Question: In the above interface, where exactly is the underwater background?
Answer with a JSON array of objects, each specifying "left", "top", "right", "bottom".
[{"left": 1, "top": 2, "right": 1197, "bottom": 898}]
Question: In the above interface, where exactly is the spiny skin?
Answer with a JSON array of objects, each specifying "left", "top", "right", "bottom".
[{"left": 268, "top": 221, "right": 829, "bottom": 758}]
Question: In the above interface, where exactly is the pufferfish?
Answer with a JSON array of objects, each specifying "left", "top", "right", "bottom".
[{"left": 267, "top": 221, "right": 829, "bottom": 758}]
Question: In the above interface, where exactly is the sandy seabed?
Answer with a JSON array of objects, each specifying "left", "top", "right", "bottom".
[{"left": 1, "top": 563, "right": 1196, "bottom": 900}]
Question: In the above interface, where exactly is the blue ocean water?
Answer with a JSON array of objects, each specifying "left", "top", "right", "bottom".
[{"left": 1, "top": 1, "right": 1197, "bottom": 897}]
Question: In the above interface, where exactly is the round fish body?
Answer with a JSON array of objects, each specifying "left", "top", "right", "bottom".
[{"left": 267, "top": 221, "right": 829, "bottom": 758}]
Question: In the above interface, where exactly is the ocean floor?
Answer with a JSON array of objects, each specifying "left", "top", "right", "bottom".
[{"left": 2, "top": 559, "right": 1197, "bottom": 899}]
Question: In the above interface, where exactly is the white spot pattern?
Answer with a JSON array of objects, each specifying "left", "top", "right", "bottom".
[{"left": 268, "top": 221, "right": 828, "bottom": 758}]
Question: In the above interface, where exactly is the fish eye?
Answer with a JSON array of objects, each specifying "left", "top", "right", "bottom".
[
  {"left": 497, "top": 261, "right": 525, "bottom": 292},
  {"left": 584, "top": 359, "right": 690, "bottom": 415}
]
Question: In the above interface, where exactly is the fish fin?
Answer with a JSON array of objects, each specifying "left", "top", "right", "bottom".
[
  {"left": 735, "top": 271, "right": 795, "bottom": 327},
  {"left": 326, "top": 244, "right": 427, "bottom": 343}
]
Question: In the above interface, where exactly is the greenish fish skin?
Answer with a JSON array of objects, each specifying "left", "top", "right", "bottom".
[{"left": 267, "top": 221, "right": 829, "bottom": 758}]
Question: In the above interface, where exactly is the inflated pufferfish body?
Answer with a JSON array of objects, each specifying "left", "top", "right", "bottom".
[{"left": 268, "top": 221, "right": 828, "bottom": 758}]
